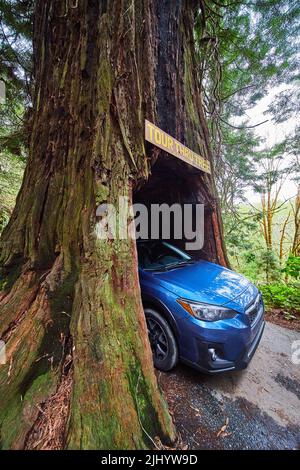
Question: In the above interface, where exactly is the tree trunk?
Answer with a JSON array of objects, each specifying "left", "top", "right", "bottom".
[
  {"left": 0, "top": 0, "right": 227, "bottom": 449},
  {"left": 292, "top": 185, "right": 300, "bottom": 256}
]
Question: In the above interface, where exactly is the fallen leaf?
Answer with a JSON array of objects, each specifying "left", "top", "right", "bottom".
[
  {"left": 190, "top": 405, "right": 201, "bottom": 416},
  {"left": 217, "top": 418, "right": 230, "bottom": 437}
]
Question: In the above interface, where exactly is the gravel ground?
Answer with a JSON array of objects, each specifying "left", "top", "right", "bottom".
[{"left": 158, "top": 321, "right": 300, "bottom": 450}]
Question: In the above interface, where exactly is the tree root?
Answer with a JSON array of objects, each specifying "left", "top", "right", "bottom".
[{"left": 24, "top": 347, "right": 73, "bottom": 450}]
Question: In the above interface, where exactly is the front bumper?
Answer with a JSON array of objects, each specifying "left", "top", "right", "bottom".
[
  {"left": 178, "top": 300, "right": 265, "bottom": 374},
  {"left": 184, "top": 320, "right": 265, "bottom": 374}
]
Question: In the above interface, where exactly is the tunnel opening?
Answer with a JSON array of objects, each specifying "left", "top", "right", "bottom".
[{"left": 133, "top": 149, "right": 215, "bottom": 262}]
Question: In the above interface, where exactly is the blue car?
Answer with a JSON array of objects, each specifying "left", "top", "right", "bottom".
[{"left": 137, "top": 240, "right": 265, "bottom": 373}]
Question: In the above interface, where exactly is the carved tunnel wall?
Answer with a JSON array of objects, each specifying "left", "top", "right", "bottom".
[{"left": 133, "top": 149, "right": 215, "bottom": 260}]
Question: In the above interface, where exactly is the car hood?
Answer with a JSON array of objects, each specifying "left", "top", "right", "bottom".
[{"left": 150, "top": 260, "right": 252, "bottom": 307}]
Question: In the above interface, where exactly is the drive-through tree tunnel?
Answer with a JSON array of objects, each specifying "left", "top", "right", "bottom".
[{"left": 133, "top": 148, "right": 228, "bottom": 263}]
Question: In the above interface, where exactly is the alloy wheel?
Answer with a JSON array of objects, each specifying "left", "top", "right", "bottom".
[{"left": 146, "top": 317, "right": 169, "bottom": 361}]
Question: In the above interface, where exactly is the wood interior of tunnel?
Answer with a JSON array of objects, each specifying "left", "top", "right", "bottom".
[{"left": 133, "top": 149, "right": 223, "bottom": 263}]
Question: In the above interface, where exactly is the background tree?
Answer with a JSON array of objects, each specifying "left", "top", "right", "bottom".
[
  {"left": 194, "top": 0, "right": 299, "bottom": 212},
  {"left": 291, "top": 186, "right": 300, "bottom": 256}
]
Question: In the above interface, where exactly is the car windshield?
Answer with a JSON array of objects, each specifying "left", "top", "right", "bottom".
[{"left": 137, "top": 241, "right": 193, "bottom": 271}]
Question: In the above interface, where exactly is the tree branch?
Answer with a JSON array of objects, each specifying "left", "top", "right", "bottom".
[
  {"left": 221, "top": 84, "right": 255, "bottom": 101},
  {"left": 220, "top": 117, "right": 269, "bottom": 129}
]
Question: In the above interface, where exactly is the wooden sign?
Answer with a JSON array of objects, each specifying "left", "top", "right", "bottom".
[{"left": 145, "top": 119, "right": 211, "bottom": 174}]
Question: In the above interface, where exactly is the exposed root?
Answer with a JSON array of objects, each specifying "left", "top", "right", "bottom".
[
  {"left": 24, "top": 353, "right": 73, "bottom": 450},
  {"left": 0, "top": 261, "right": 60, "bottom": 342},
  {"left": 0, "top": 271, "right": 39, "bottom": 342}
]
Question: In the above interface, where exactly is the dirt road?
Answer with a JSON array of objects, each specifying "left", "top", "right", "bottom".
[{"left": 158, "top": 322, "right": 300, "bottom": 449}]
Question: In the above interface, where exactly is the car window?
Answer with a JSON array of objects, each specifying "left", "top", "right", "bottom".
[{"left": 137, "top": 241, "right": 191, "bottom": 270}]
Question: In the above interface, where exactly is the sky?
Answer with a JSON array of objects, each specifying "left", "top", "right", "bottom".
[{"left": 241, "top": 85, "right": 298, "bottom": 203}]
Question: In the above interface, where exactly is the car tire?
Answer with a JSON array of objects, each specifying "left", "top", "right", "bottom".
[{"left": 144, "top": 308, "right": 178, "bottom": 372}]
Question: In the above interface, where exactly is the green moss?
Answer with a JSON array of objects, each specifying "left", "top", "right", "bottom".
[
  {"left": 126, "top": 360, "right": 163, "bottom": 448},
  {"left": 23, "top": 370, "right": 55, "bottom": 406},
  {"left": 95, "top": 182, "right": 109, "bottom": 205},
  {"left": 97, "top": 58, "right": 112, "bottom": 114},
  {"left": 0, "top": 370, "right": 55, "bottom": 449},
  {"left": 184, "top": 51, "right": 198, "bottom": 126},
  {"left": 19, "top": 268, "right": 77, "bottom": 398},
  {"left": 0, "top": 267, "right": 78, "bottom": 448},
  {"left": 0, "top": 396, "right": 23, "bottom": 449},
  {"left": 0, "top": 258, "right": 23, "bottom": 293}
]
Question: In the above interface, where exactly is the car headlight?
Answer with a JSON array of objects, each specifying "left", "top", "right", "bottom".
[{"left": 177, "top": 299, "right": 237, "bottom": 322}]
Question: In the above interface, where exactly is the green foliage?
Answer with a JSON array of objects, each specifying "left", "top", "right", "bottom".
[
  {"left": 256, "top": 248, "right": 281, "bottom": 282},
  {"left": 194, "top": 1, "right": 300, "bottom": 213},
  {"left": 227, "top": 199, "right": 297, "bottom": 269},
  {"left": 282, "top": 255, "right": 300, "bottom": 279},
  {"left": 225, "top": 200, "right": 300, "bottom": 320},
  {"left": 0, "top": 0, "right": 33, "bottom": 116},
  {"left": 0, "top": 149, "right": 25, "bottom": 234},
  {"left": 260, "top": 282, "right": 300, "bottom": 318},
  {"left": 0, "top": 1, "right": 32, "bottom": 232},
  {"left": 216, "top": 126, "right": 260, "bottom": 209},
  {"left": 202, "top": 0, "right": 300, "bottom": 118},
  {"left": 223, "top": 210, "right": 262, "bottom": 279}
]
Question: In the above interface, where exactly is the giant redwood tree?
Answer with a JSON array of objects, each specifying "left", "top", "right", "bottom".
[{"left": 0, "top": 0, "right": 227, "bottom": 449}]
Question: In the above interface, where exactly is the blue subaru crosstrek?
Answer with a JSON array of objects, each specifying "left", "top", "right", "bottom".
[{"left": 137, "top": 240, "right": 265, "bottom": 373}]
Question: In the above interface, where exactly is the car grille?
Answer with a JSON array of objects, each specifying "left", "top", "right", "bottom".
[{"left": 245, "top": 294, "right": 263, "bottom": 326}]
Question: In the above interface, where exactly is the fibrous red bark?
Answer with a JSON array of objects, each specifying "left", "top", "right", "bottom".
[{"left": 0, "top": 0, "right": 227, "bottom": 449}]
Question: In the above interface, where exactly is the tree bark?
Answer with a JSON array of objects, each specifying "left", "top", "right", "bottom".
[
  {"left": 0, "top": 0, "right": 227, "bottom": 449},
  {"left": 292, "top": 185, "right": 300, "bottom": 256}
]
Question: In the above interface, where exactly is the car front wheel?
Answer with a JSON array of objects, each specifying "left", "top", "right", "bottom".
[{"left": 144, "top": 308, "right": 178, "bottom": 371}]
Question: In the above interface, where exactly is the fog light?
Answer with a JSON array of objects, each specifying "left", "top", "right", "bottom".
[{"left": 209, "top": 348, "right": 217, "bottom": 361}]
